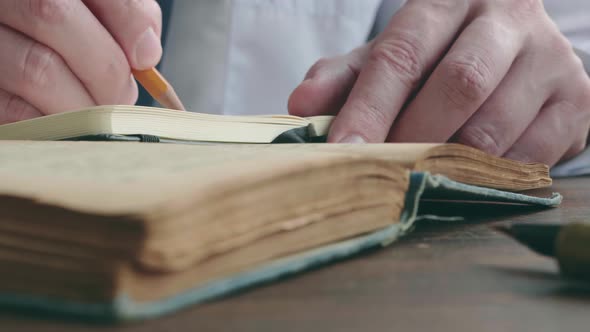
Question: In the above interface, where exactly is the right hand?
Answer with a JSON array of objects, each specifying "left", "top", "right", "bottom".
[{"left": 0, "top": 0, "right": 163, "bottom": 125}]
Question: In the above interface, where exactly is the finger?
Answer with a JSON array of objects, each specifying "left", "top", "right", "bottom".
[
  {"left": 83, "top": 0, "right": 163, "bottom": 69},
  {"left": 0, "top": 0, "right": 138, "bottom": 105},
  {"left": 328, "top": 1, "right": 472, "bottom": 143},
  {"left": 388, "top": 15, "right": 523, "bottom": 143},
  {"left": 0, "top": 24, "right": 95, "bottom": 114},
  {"left": 503, "top": 37, "right": 590, "bottom": 166},
  {"left": 288, "top": 45, "right": 370, "bottom": 118},
  {"left": 450, "top": 24, "right": 584, "bottom": 156},
  {"left": 0, "top": 89, "right": 43, "bottom": 125},
  {"left": 449, "top": 55, "right": 551, "bottom": 156},
  {"left": 503, "top": 99, "right": 590, "bottom": 166}
]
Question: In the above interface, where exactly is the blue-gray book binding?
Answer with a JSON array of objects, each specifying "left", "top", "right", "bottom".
[{"left": 0, "top": 172, "right": 561, "bottom": 321}]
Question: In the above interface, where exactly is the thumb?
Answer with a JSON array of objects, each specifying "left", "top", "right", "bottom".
[
  {"left": 84, "top": 0, "right": 163, "bottom": 70},
  {"left": 288, "top": 45, "right": 370, "bottom": 118}
]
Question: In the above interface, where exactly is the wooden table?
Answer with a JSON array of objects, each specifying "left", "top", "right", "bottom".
[{"left": 2, "top": 178, "right": 590, "bottom": 332}]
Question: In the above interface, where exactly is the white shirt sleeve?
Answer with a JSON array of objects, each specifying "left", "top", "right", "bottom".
[{"left": 161, "top": 0, "right": 381, "bottom": 116}]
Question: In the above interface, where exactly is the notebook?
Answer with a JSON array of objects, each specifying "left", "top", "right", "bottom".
[{"left": 0, "top": 106, "right": 332, "bottom": 144}]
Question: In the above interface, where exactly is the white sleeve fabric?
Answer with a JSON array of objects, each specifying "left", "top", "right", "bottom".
[{"left": 160, "top": 0, "right": 381, "bottom": 116}]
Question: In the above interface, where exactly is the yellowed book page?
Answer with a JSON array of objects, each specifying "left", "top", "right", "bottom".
[
  {"left": 219, "top": 143, "right": 441, "bottom": 168},
  {"left": 0, "top": 142, "right": 367, "bottom": 216}
]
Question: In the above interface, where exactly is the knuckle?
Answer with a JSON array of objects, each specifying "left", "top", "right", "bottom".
[
  {"left": 556, "top": 100, "right": 590, "bottom": 129},
  {"left": 369, "top": 33, "right": 425, "bottom": 89},
  {"left": 507, "top": 134, "right": 556, "bottom": 164},
  {"left": 305, "top": 57, "right": 332, "bottom": 79},
  {"left": 104, "top": 55, "right": 129, "bottom": 79},
  {"left": 557, "top": 101, "right": 590, "bottom": 162},
  {"left": 413, "top": 0, "right": 467, "bottom": 16},
  {"left": 123, "top": 0, "right": 159, "bottom": 15},
  {"left": 506, "top": 149, "right": 534, "bottom": 164},
  {"left": 547, "top": 34, "right": 575, "bottom": 59},
  {"left": 454, "top": 124, "right": 504, "bottom": 156},
  {"left": 557, "top": 99, "right": 580, "bottom": 114},
  {"left": 144, "top": 0, "right": 163, "bottom": 22},
  {"left": 26, "top": 0, "right": 73, "bottom": 25},
  {"left": 567, "top": 139, "right": 586, "bottom": 159},
  {"left": 440, "top": 54, "right": 492, "bottom": 107},
  {"left": 543, "top": 34, "right": 590, "bottom": 91},
  {"left": 527, "top": 138, "right": 554, "bottom": 163},
  {"left": 348, "top": 99, "right": 391, "bottom": 139},
  {"left": 19, "top": 41, "right": 59, "bottom": 92},
  {"left": 508, "top": 0, "right": 544, "bottom": 16},
  {"left": 99, "top": 58, "right": 133, "bottom": 104},
  {"left": 313, "top": 57, "right": 331, "bottom": 69},
  {"left": 121, "top": 80, "right": 139, "bottom": 105},
  {"left": 122, "top": 0, "right": 162, "bottom": 29},
  {"left": 344, "top": 47, "right": 367, "bottom": 77},
  {"left": 1, "top": 94, "right": 36, "bottom": 124}
]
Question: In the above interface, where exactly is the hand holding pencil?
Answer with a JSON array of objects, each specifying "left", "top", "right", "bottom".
[{"left": 0, "top": 0, "right": 184, "bottom": 126}]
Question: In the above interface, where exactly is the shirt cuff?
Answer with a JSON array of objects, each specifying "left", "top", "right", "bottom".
[{"left": 551, "top": 148, "right": 590, "bottom": 178}]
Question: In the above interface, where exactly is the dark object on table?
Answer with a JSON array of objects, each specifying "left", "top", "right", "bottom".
[{"left": 494, "top": 222, "right": 590, "bottom": 281}]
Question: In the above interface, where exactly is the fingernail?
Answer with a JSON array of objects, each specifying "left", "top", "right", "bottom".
[
  {"left": 299, "top": 78, "right": 314, "bottom": 87},
  {"left": 134, "top": 27, "right": 162, "bottom": 69},
  {"left": 338, "top": 135, "right": 366, "bottom": 144},
  {"left": 308, "top": 68, "right": 335, "bottom": 82}
]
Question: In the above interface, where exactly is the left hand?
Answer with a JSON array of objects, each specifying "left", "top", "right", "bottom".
[{"left": 288, "top": 0, "right": 590, "bottom": 166}]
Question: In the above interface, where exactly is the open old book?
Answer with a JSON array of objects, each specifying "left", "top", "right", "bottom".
[
  {"left": 0, "top": 138, "right": 561, "bottom": 321},
  {"left": 0, "top": 141, "right": 561, "bottom": 320}
]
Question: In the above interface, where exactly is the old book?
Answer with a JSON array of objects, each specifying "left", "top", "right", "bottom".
[{"left": 0, "top": 141, "right": 560, "bottom": 321}]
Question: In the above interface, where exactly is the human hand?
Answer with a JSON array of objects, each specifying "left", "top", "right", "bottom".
[
  {"left": 0, "top": 0, "right": 162, "bottom": 124},
  {"left": 289, "top": 0, "right": 590, "bottom": 166}
]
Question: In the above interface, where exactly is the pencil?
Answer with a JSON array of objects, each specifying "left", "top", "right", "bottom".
[
  {"left": 132, "top": 68, "right": 186, "bottom": 111},
  {"left": 494, "top": 222, "right": 590, "bottom": 280}
]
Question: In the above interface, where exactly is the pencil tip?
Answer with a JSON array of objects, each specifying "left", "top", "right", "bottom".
[{"left": 160, "top": 89, "right": 186, "bottom": 111}]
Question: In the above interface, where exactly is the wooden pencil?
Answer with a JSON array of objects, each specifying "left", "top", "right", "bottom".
[{"left": 132, "top": 68, "right": 186, "bottom": 111}]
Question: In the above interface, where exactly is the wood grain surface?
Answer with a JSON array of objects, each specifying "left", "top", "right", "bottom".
[{"left": 2, "top": 178, "right": 589, "bottom": 332}]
